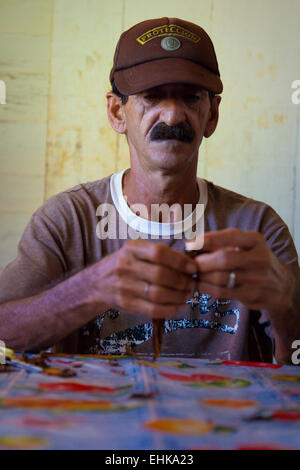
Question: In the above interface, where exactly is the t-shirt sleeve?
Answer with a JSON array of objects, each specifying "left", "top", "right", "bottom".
[
  {"left": 260, "top": 204, "right": 299, "bottom": 267},
  {"left": 0, "top": 195, "right": 70, "bottom": 304}
]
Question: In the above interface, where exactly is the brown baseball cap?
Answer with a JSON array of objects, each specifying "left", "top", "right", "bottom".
[{"left": 110, "top": 17, "right": 223, "bottom": 95}]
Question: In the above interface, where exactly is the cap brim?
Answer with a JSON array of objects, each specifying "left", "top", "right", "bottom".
[{"left": 114, "top": 57, "right": 223, "bottom": 95}]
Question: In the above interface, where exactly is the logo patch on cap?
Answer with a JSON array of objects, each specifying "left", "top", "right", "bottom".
[
  {"left": 137, "top": 24, "right": 200, "bottom": 45},
  {"left": 161, "top": 36, "right": 181, "bottom": 51}
]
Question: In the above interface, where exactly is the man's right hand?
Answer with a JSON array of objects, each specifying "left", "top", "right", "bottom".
[{"left": 88, "top": 240, "right": 198, "bottom": 319}]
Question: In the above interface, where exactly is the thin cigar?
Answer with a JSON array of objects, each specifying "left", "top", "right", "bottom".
[
  {"left": 151, "top": 245, "right": 202, "bottom": 362},
  {"left": 152, "top": 318, "right": 165, "bottom": 361},
  {"left": 184, "top": 249, "right": 201, "bottom": 258},
  {"left": 125, "top": 344, "right": 139, "bottom": 359},
  {"left": 184, "top": 248, "right": 201, "bottom": 279}
]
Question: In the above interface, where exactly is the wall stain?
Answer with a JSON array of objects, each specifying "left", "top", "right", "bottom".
[
  {"left": 86, "top": 56, "right": 95, "bottom": 70},
  {"left": 274, "top": 114, "right": 285, "bottom": 123},
  {"left": 257, "top": 111, "right": 270, "bottom": 129},
  {"left": 207, "top": 156, "right": 224, "bottom": 168},
  {"left": 98, "top": 126, "right": 108, "bottom": 136},
  {"left": 268, "top": 64, "right": 277, "bottom": 75},
  {"left": 58, "top": 149, "right": 70, "bottom": 174},
  {"left": 48, "top": 127, "right": 83, "bottom": 177},
  {"left": 94, "top": 51, "right": 101, "bottom": 61},
  {"left": 243, "top": 96, "right": 262, "bottom": 110},
  {"left": 257, "top": 63, "right": 277, "bottom": 79}
]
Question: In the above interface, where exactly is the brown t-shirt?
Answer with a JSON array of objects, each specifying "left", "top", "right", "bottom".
[{"left": 0, "top": 169, "right": 298, "bottom": 361}]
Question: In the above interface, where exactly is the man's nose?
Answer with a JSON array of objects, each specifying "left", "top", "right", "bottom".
[{"left": 159, "top": 99, "right": 186, "bottom": 126}]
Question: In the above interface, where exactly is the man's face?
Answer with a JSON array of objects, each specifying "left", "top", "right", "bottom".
[{"left": 120, "top": 83, "right": 219, "bottom": 172}]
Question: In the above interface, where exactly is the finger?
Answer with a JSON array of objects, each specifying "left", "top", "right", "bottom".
[
  {"left": 202, "top": 229, "right": 265, "bottom": 253},
  {"left": 117, "top": 277, "right": 193, "bottom": 305},
  {"left": 124, "top": 240, "right": 198, "bottom": 275},
  {"left": 144, "top": 283, "right": 193, "bottom": 305},
  {"left": 196, "top": 280, "right": 266, "bottom": 307},
  {"left": 195, "top": 281, "right": 234, "bottom": 300},
  {"left": 195, "top": 245, "right": 269, "bottom": 272},
  {"left": 199, "top": 269, "right": 269, "bottom": 287},
  {"left": 123, "top": 259, "right": 196, "bottom": 292}
]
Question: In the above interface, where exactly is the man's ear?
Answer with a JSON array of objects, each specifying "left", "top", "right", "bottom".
[
  {"left": 204, "top": 95, "right": 221, "bottom": 138},
  {"left": 106, "top": 92, "right": 127, "bottom": 134}
]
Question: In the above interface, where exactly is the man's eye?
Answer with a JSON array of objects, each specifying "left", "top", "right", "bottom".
[
  {"left": 185, "top": 95, "right": 200, "bottom": 102},
  {"left": 144, "top": 94, "right": 160, "bottom": 101}
]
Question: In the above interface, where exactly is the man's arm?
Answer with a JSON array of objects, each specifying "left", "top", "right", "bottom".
[
  {"left": 262, "top": 264, "right": 300, "bottom": 364},
  {"left": 0, "top": 241, "right": 197, "bottom": 352},
  {"left": 0, "top": 263, "right": 108, "bottom": 352}
]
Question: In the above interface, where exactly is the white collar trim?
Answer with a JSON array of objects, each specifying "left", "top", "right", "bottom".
[{"left": 110, "top": 168, "right": 207, "bottom": 236}]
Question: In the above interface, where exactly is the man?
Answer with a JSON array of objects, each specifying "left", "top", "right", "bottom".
[{"left": 0, "top": 18, "right": 299, "bottom": 363}]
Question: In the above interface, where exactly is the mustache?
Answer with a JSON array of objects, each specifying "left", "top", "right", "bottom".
[{"left": 149, "top": 122, "right": 195, "bottom": 143}]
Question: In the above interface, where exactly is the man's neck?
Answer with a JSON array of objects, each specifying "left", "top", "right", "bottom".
[{"left": 122, "top": 166, "right": 200, "bottom": 223}]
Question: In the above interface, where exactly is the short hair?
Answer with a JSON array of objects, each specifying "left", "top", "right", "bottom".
[
  {"left": 110, "top": 79, "right": 216, "bottom": 105},
  {"left": 208, "top": 90, "right": 216, "bottom": 104},
  {"left": 111, "top": 79, "right": 128, "bottom": 105}
]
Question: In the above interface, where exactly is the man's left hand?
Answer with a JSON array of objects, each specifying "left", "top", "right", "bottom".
[{"left": 195, "top": 228, "right": 295, "bottom": 314}]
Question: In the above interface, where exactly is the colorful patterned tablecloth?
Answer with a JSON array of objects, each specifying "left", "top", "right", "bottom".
[{"left": 0, "top": 354, "right": 300, "bottom": 450}]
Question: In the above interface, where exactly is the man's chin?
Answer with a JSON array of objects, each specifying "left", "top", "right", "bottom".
[
  {"left": 148, "top": 140, "right": 194, "bottom": 160},
  {"left": 147, "top": 151, "right": 194, "bottom": 171},
  {"left": 144, "top": 139, "right": 197, "bottom": 169}
]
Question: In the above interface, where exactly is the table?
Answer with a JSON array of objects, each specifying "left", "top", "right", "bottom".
[{"left": 0, "top": 354, "right": 300, "bottom": 450}]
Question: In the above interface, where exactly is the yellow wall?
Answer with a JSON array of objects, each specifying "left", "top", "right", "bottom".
[{"left": 0, "top": 0, "right": 300, "bottom": 271}]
